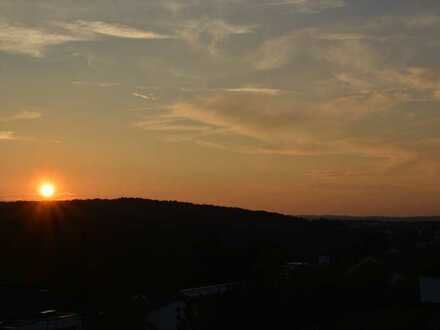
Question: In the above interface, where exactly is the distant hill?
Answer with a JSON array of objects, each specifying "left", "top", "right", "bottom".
[
  {"left": 0, "top": 199, "right": 305, "bottom": 294},
  {"left": 0, "top": 198, "right": 298, "bottom": 224},
  {"left": 0, "top": 198, "right": 439, "bottom": 298}
]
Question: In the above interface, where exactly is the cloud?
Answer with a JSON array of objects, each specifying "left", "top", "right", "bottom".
[
  {"left": 59, "top": 20, "right": 174, "bottom": 40},
  {"left": 169, "top": 91, "right": 400, "bottom": 139},
  {"left": 403, "top": 16, "right": 440, "bottom": 29},
  {"left": 133, "top": 90, "right": 419, "bottom": 172},
  {"left": 0, "top": 20, "right": 175, "bottom": 57},
  {"left": 190, "top": 133, "right": 415, "bottom": 172},
  {"left": 11, "top": 111, "right": 41, "bottom": 120},
  {"left": 252, "top": 23, "right": 440, "bottom": 103},
  {"left": 335, "top": 67, "right": 440, "bottom": 102},
  {"left": 252, "top": 14, "right": 440, "bottom": 72},
  {"left": 252, "top": 33, "right": 296, "bottom": 70},
  {"left": 224, "top": 87, "right": 283, "bottom": 95},
  {"left": 130, "top": 13, "right": 439, "bottom": 168},
  {"left": 252, "top": 28, "right": 381, "bottom": 71},
  {"left": 0, "top": 131, "right": 15, "bottom": 140},
  {"left": 0, "top": 111, "right": 42, "bottom": 122},
  {"left": 146, "top": 96, "right": 334, "bottom": 142},
  {"left": 180, "top": 86, "right": 287, "bottom": 95},
  {"left": 180, "top": 19, "right": 255, "bottom": 55},
  {"left": 0, "top": 23, "right": 83, "bottom": 57},
  {"left": 303, "top": 169, "right": 371, "bottom": 178},
  {"left": 72, "top": 81, "right": 120, "bottom": 88},
  {"left": 132, "top": 92, "right": 157, "bottom": 101},
  {"left": 257, "top": 0, "right": 346, "bottom": 13},
  {"left": 135, "top": 116, "right": 213, "bottom": 132},
  {"left": 381, "top": 67, "right": 440, "bottom": 91},
  {"left": 169, "top": 97, "right": 268, "bottom": 140}
]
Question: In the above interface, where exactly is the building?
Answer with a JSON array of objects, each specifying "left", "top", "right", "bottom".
[{"left": 145, "top": 282, "right": 240, "bottom": 330}]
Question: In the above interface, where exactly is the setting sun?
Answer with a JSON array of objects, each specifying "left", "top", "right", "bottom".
[{"left": 39, "top": 183, "right": 56, "bottom": 199}]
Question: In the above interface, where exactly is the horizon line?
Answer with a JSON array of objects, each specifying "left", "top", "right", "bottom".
[{"left": 0, "top": 197, "right": 439, "bottom": 219}]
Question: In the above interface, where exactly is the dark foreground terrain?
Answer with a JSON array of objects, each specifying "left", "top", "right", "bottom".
[{"left": 1, "top": 199, "right": 440, "bottom": 329}]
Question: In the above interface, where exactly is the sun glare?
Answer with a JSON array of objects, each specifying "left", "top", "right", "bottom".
[{"left": 39, "top": 183, "right": 56, "bottom": 199}]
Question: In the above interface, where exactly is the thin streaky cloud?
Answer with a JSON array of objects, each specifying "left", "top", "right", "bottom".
[
  {"left": 139, "top": 124, "right": 212, "bottom": 132},
  {"left": 134, "top": 117, "right": 212, "bottom": 132},
  {"left": 72, "top": 81, "right": 121, "bottom": 88},
  {"left": 404, "top": 15, "right": 440, "bottom": 29},
  {"left": 0, "top": 20, "right": 175, "bottom": 57},
  {"left": 132, "top": 92, "right": 157, "bottom": 101},
  {"left": 191, "top": 137, "right": 415, "bottom": 170},
  {"left": 0, "top": 23, "right": 83, "bottom": 57},
  {"left": 179, "top": 19, "right": 256, "bottom": 55},
  {"left": 180, "top": 86, "right": 290, "bottom": 95},
  {"left": 258, "top": 0, "right": 308, "bottom": 6},
  {"left": 256, "top": 0, "right": 346, "bottom": 13},
  {"left": 0, "top": 131, "right": 16, "bottom": 140},
  {"left": 225, "top": 87, "right": 283, "bottom": 95},
  {"left": 0, "top": 111, "right": 41, "bottom": 122},
  {"left": 59, "top": 20, "right": 175, "bottom": 40}
]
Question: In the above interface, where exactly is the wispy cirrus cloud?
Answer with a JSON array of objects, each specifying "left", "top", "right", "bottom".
[
  {"left": 58, "top": 20, "right": 175, "bottom": 40},
  {"left": 179, "top": 18, "right": 255, "bottom": 55},
  {"left": 132, "top": 92, "right": 157, "bottom": 101},
  {"left": 180, "top": 86, "right": 289, "bottom": 95},
  {"left": 257, "top": 0, "right": 346, "bottom": 13},
  {"left": 251, "top": 22, "right": 440, "bottom": 103},
  {"left": 0, "top": 111, "right": 41, "bottom": 122},
  {"left": 0, "top": 20, "right": 175, "bottom": 57},
  {"left": 72, "top": 81, "right": 120, "bottom": 88},
  {"left": 252, "top": 13, "right": 440, "bottom": 72},
  {"left": 135, "top": 116, "right": 213, "bottom": 132},
  {"left": 0, "top": 23, "right": 82, "bottom": 57},
  {"left": 252, "top": 28, "right": 381, "bottom": 71},
  {"left": 133, "top": 90, "right": 419, "bottom": 171},
  {"left": 252, "top": 32, "right": 300, "bottom": 71},
  {"left": 224, "top": 87, "right": 283, "bottom": 95},
  {"left": 0, "top": 131, "right": 16, "bottom": 140},
  {"left": 168, "top": 92, "right": 400, "bottom": 141}
]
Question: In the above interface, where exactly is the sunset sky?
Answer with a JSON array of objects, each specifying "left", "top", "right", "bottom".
[{"left": 1, "top": 0, "right": 440, "bottom": 215}]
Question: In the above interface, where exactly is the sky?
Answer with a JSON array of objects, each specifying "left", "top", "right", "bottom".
[{"left": 1, "top": 0, "right": 440, "bottom": 216}]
